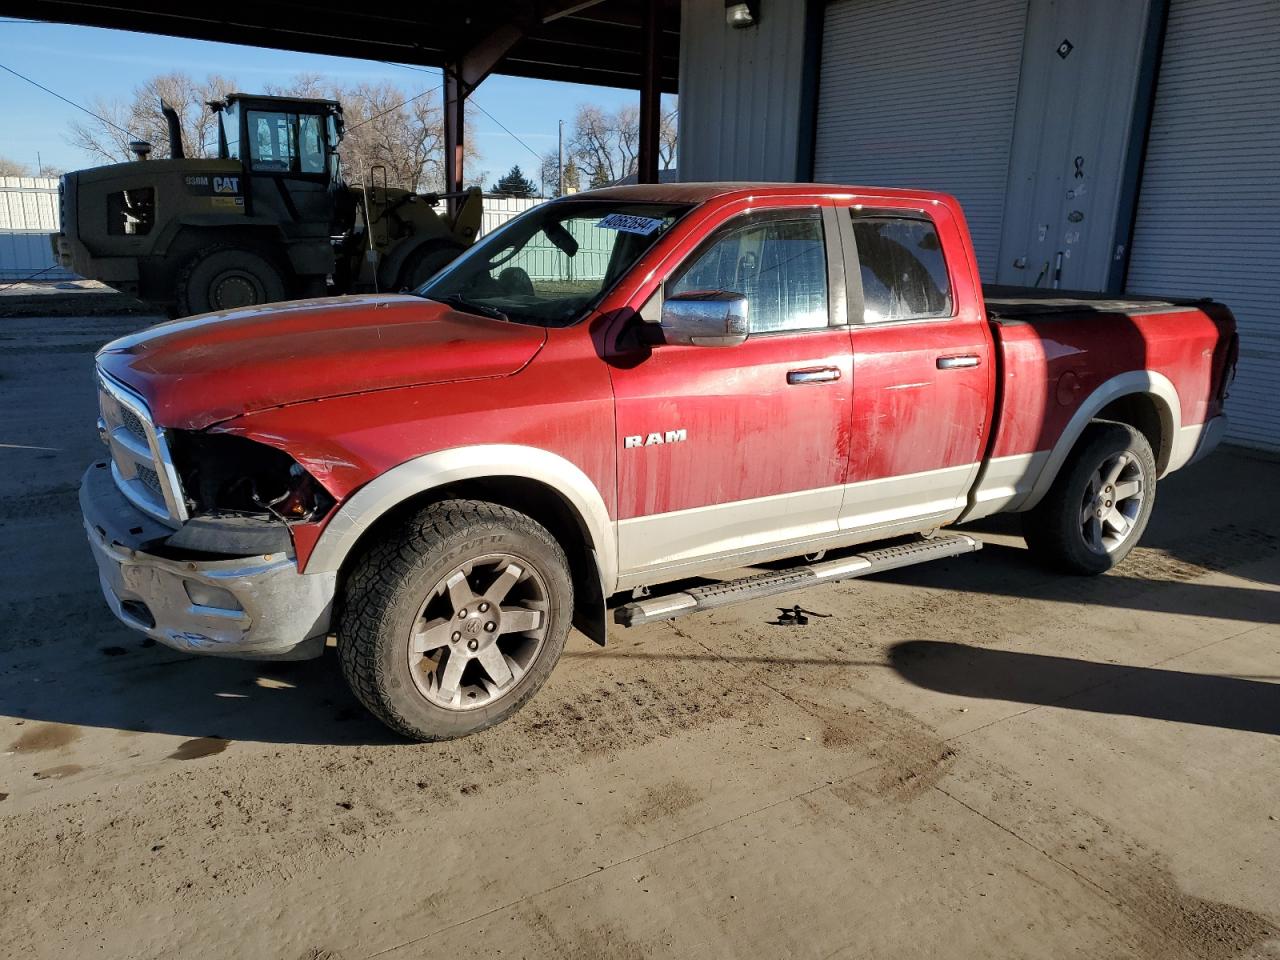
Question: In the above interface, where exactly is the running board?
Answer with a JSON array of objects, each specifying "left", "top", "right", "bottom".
[{"left": 613, "top": 534, "right": 982, "bottom": 627}]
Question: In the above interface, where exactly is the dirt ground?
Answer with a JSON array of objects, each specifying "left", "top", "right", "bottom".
[{"left": 1, "top": 311, "right": 1278, "bottom": 960}]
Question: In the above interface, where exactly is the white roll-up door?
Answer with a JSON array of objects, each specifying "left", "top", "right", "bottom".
[
  {"left": 1125, "top": 0, "right": 1280, "bottom": 450},
  {"left": 813, "top": 0, "right": 1028, "bottom": 279}
]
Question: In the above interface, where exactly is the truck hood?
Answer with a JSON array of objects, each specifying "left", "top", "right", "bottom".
[{"left": 96, "top": 294, "right": 547, "bottom": 429}]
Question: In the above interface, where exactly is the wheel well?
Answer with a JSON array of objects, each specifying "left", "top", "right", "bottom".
[
  {"left": 1093, "top": 393, "right": 1172, "bottom": 473},
  {"left": 149, "top": 226, "right": 289, "bottom": 299},
  {"left": 167, "top": 226, "right": 286, "bottom": 268},
  {"left": 336, "top": 475, "right": 606, "bottom": 644}
]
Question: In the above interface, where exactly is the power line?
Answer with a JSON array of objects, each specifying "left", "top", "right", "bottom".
[
  {"left": 0, "top": 60, "right": 146, "bottom": 143},
  {"left": 381, "top": 60, "right": 548, "bottom": 168},
  {"left": 344, "top": 85, "right": 437, "bottom": 132},
  {"left": 468, "top": 97, "right": 549, "bottom": 168}
]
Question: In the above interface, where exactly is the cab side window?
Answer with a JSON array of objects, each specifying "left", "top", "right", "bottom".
[
  {"left": 669, "top": 212, "right": 828, "bottom": 334},
  {"left": 247, "top": 111, "right": 297, "bottom": 172},
  {"left": 298, "top": 115, "right": 326, "bottom": 174},
  {"left": 851, "top": 216, "right": 952, "bottom": 322}
]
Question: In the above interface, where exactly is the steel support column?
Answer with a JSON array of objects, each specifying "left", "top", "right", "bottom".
[
  {"left": 444, "top": 66, "right": 466, "bottom": 199},
  {"left": 442, "top": 20, "right": 529, "bottom": 204},
  {"left": 637, "top": 0, "right": 661, "bottom": 184}
]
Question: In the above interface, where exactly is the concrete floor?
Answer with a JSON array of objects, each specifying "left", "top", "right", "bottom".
[{"left": 1, "top": 313, "right": 1277, "bottom": 960}]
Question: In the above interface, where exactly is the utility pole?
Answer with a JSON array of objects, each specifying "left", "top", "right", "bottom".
[{"left": 558, "top": 119, "right": 566, "bottom": 198}]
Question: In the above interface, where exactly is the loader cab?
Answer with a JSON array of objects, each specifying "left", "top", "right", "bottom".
[{"left": 213, "top": 93, "right": 345, "bottom": 237}]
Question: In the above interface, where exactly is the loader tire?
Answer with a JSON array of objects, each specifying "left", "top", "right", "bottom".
[
  {"left": 1021, "top": 422, "right": 1157, "bottom": 575},
  {"left": 337, "top": 499, "right": 573, "bottom": 741},
  {"left": 177, "top": 245, "right": 288, "bottom": 316},
  {"left": 399, "top": 241, "right": 466, "bottom": 291}
]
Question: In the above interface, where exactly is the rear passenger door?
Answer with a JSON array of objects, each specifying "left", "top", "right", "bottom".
[{"left": 838, "top": 206, "right": 993, "bottom": 534}]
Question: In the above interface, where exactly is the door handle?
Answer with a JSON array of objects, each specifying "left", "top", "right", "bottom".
[
  {"left": 937, "top": 355, "right": 981, "bottom": 370},
  {"left": 787, "top": 366, "right": 841, "bottom": 385}
]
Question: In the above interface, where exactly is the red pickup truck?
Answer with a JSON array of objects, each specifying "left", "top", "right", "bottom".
[{"left": 82, "top": 183, "right": 1237, "bottom": 740}]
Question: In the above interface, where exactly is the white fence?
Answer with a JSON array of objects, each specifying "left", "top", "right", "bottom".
[
  {"left": 468, "top": 195, "right": 617, "bottom": 282},
  {"left": 478, "top": 195, "right": 543, "bottom": 236},
  {"left": 0, "top": 177, "right": 73, "bottom": 281}
]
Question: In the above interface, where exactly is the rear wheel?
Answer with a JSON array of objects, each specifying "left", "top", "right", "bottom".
[
  {"left": 398, "top": 242, "right": 466, "bottom": 290},
  {"left": 177, "top": 245, "right": 287, "bottom": 316},
  {"left": 1022, "top": 422, "right": 1156, "bottom": 575},
  {"left": 337, "top": 500, "right": 573, "bottom": 741}
]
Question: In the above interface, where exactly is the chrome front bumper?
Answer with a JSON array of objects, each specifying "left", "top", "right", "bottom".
[{"left": 81, "top": 463, "right": 335, "bottom": 660}]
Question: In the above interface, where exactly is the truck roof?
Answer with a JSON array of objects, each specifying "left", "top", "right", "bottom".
[{"left": 561, "top": 181, "right": 959, "bottom": 206}]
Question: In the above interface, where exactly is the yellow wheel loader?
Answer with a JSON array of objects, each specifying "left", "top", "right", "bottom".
[{"left": 53, "top": 93, "right": 482, "bottom": 317}]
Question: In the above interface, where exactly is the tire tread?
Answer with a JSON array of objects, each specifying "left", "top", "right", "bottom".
[{"left": 337, "top": 499, "right": 571, "bottom": 741}]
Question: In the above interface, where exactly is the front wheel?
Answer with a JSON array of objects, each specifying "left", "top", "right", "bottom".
[
  {"left": 1022, "top": 422, "right": 1156, "bottom": 575},
  {"left": 337, "top": 500, "right": 573, "bottom": 740},
  {"left": 176, "top": 244, "right": 287, "bottom": 316}
]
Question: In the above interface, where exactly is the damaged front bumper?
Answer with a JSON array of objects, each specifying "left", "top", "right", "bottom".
[{"left": 80, "top": 461, "right": 335, "bottom": 660}]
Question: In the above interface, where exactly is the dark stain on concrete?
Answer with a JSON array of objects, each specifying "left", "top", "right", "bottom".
[
  {"left": 168, "top": 736, "right": 230, "bottom": 761},
  {"left": 32, "top": 764, "right": 82, "bottom": 780},
  {"left": 9, "top": 723, "right": 80, "bottom": 754}
]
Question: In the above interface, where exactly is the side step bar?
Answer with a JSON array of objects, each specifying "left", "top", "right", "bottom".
[{"left": 614, "top": 534, "right": 982, "bottom": 627}]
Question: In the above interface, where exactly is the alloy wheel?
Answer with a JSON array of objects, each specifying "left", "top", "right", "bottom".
[
  {"left": 1080, "top": 452, "right": 1145, "bottom": 554},
  {"left": 406, "top": 554, "right": 550, "bottom": 710}
]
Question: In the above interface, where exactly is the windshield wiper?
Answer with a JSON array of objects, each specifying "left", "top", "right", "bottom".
[{"left": 433, "top": 294, "right": 510, "bottom": 323}]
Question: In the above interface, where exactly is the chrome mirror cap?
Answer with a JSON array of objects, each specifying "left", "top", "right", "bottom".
[{"left": 659, "top": 291, "right": 749, "bottom": 347}]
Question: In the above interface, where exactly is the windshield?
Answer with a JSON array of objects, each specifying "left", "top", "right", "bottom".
[{"left": 417, "top": 201, "right": 689, "bottom": 327}]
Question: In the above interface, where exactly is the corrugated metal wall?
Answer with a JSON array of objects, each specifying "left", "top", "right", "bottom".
[
  {"left": 813, "top": 0, "right": 1028, "bottom": 279},
  {"left": 1125, "top": 0, "right": 1280, "bottom": 450},
  {"left": 677, "top": 0, "right": 812, "bottom": 182},
  {"left": 0, "top": 176, "right": 73, "bottom": 281}
]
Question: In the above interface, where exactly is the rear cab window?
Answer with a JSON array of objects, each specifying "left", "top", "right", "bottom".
[{"left": 849, "top": 213, "right": 952, "bottom": 322}]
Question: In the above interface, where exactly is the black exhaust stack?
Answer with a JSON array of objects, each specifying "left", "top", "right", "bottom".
[{"left": 160, "top": 100, "right": 184, "bottom": 159}]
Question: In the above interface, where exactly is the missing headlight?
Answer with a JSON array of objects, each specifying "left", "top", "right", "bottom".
[{"left": 170, "top": 432, "right": 334, "bottom": 522}]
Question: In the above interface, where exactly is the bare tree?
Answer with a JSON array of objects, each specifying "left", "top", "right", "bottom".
[
  {"left": 539, "top": 150, "right": 583, "bottom": 197},
  {"left": 68, "top": 73, "right": 235, "bottom": 162},
  {"left": 0, "top": 156, "right": 31, "bottom": 177},
  {"left": 271, "top": 76, "right": 478, "bottom": 192},
  {"left": 660, "top": 104, "right": 678, "bottom": 171},
  {"left": 564, "top": 100, "right": 678, "bottom": 187},
  {"left": 65, "top": 71, "right": 477, "bottom": 193}
]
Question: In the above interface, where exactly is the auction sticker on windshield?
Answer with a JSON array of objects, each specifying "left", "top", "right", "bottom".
[{"left": 597, "top": 213, "right": 664, "bottom": 235}]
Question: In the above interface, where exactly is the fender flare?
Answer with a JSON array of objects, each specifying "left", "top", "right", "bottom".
[
  {"left": 302, "top": 444, "right": 618, "bottom": 594},
  {"left": 1018, "top": 370, "right": 1182, "bottom": 512}
]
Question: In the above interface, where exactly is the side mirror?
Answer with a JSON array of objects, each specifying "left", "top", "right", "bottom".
[{"left": 659, "top": 291, "right": 749, "bottom": 347}]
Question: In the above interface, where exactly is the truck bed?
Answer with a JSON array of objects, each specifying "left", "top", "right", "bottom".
[{"left": 982, "top": 285, "right": 1211, "bottom": 324}]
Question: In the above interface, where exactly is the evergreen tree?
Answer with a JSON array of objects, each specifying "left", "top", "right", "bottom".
[{"left": 490, "top": 164, "right": 537, "bottom": 198}]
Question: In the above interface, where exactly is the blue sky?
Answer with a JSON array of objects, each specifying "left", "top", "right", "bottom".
[{"left": 0, "top": 18, "right": 664, "bottom": 186}]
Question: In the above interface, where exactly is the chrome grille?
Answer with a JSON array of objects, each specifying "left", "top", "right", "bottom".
[
  {"left": 136, "top": 463, "right": 163, "bottom": 498},
  {"left": 118, "top": 406, "right": 148, "bottom": 443},
  {"left": 97, "top": 369, "right": 187, "bottom": 526}
]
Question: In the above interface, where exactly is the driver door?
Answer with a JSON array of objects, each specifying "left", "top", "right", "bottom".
[{"left": 609, "top": 205, "right": 854, "bottom": 581}]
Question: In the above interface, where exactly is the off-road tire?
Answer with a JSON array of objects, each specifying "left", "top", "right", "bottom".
[
  {"left": 337, "top": 499, "right": 573, "bottom": 741},
  {"left": 176, "top": 244, "right": 288, "bottom": 316},
  {"left": 1022, "top": 421, "right": 1157, "bottom": 575},
  {"left": 399, "top": 241, "right": 466, "bottom": 291}
]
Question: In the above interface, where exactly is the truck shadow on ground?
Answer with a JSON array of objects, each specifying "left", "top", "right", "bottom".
[
  {"left": 567, "top": 637, "right": 1279, "bottom": 737},
  {"left": 888, "top": 639, "right": 1280, "bottom": 736},
  {"left": 5, "top": 646, "right": 404, "bottom": 747},
  {"left": 875, "top": 536, "right": 1280, "bottom": 623}
]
